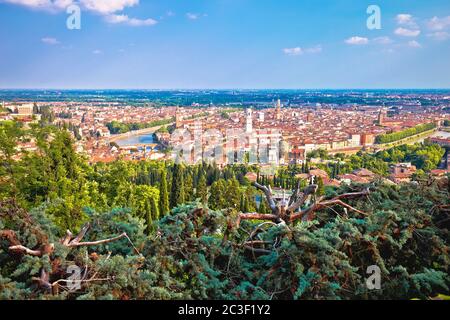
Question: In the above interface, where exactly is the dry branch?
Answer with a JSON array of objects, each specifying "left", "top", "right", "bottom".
[
  {"left": 253, "top": 182, "right": 278, "bottom": 213},
  {"left": 241, "top": 183, "right": 370, "bottom": 228},
  {"left": 67, "top": 233, "right": 128, "bottom": 248},
  {"left": 9, "top": 245, "right": 44, "bottom": 257}
]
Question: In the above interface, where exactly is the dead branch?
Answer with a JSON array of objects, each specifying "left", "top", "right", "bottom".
[
  {"left": 238, "top": 212, "right": 279, "bottom": 222},
  {"left": 319, "top": 199, "right": 367, "bottom": 216},
  {"left": 289, "top": 199, "right": 367, "bottom": 222},
  {"left": 61, "top": 230, "right": 73, "bottom": 246},
  {"left": 288, "top": 181, "right": 302, "bottom": 207},
  {"left": 287, "top": 184, "right": 318, "bottom": 212},
  {"left": 68, "top": 223, "right": 90, "bottom": 245},
  {"left": 67, "top": 232, "right": 128, "bottom": 248},
  {"left": 9, "top": 245, "right": 44, "bottom": 257},
  {"left": 243, "top": 246, "right": 272, "bottom": 254},
  {"left": 253, "top": 182, "right": 278, "bottom": 213},
  {"left": 32, "top": 269, "right": 52, "bottom": 292},
  {"left": 331, "top": 187, "right": 371, "bottom": 201},
  {"left": 240, "top": 183, "right": 370, "bottom": 230}
]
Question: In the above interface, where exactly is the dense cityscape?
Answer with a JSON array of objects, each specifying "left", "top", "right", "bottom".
[{"left": 2, "top": 90, "right": 450, "bottom": 185}]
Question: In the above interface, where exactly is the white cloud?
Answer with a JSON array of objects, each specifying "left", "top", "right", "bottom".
[
  {"left": 2, "top": 0, "right": 157, "bottom": 24},
  {"left": 394, "top": 14, "right": 421, "bottom": 38},
  {"left": 283, "top": 45, "right": 322, "bottom": 56},
  {"left": 344, "top": 36, "right": 394, "bottom": 46},
  {"left": 373, "top": 36, "right": 393, "bottom": 45},
  {"left": 186, "top": 13, "right": 199, "bottom": 20},
  {"left": 105, "top": 14, "right": 157, "bottom": 26},
  {"left": 283, "top": 47, "right": 302, "bottom": 56},
  {"left": 79, "top": 0, "right": 138, "bottom": 15},
  {"left": 2, "top": 0, "right": 160, "bottom": 28},
  {"left": 1, "top": 0, "right": 72, "bottom": 11},
  {"left": 92, "top": 49, "right": 102, "bottom": 55},
  {"left": 127, "top": 17, "right": 157, "bottom": 26},
  {"left": 408, "top": 40, "right": 421, "bottom": 48},
  {"left": 2, "top": 0, "right": 139, "bottom": 13},
  {"left": 105, "top": 14, "right": 128, "bottom": 23},
  {"left": 394, "top": 27, "right": 421, "bottom": 37},
  {"left": 396, "top": 14, "right": 412, "bottom": 24},
  {"left": 427, "top": 16, "right": 450, "bottom": 31},
  {"left": 41, "top": 37, "right": 59, "bottom": 45},
  {"left": 396, "top": 14, "right": 418, "bottom": 28},
  {"left": 345, "top": 36, "right": 369, "bottom": 45},
  {"left": 427, "top": 31, "right": 450, "bottom": 41}
]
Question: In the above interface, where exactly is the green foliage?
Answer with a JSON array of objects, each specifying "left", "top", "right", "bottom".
[
  {"left": 195, "top": 173, "right": 208, "bottom": 204},
  {"left": 106, "top": 118, "right": 174, "bottom": 135},
  {"left": 375, "top": 123, "right": 436, "bottom": 144},
  {"left": 309, "top": 142, "right": 445, "bottom": 176},
  {"left": 158, "top": 169, "right": 170, "bottom": 217},
  {"left": 1, "top": 177, "right": 449, "bottom": 300},
  {"left": 170, "top": 164, "right": 185, "bottom": 208},
  {"left": 377, "top": 143, "right": 445, "bottom": 171},
  {"left": 0, "top": 121, "right": 25, "bottom": 197},
  {"left": 145, "top": 180, "right": 449, "bottom": 300}
]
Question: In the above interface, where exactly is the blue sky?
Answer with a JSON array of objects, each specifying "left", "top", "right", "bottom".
[{"left": 0, "top": 0, "right": 449, "bottom": 89}]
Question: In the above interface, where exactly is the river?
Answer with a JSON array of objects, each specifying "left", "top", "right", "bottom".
[{"left": 115, "top": 133, "right": 155, "bottom": 146}]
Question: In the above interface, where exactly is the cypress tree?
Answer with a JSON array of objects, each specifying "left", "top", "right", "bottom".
[
  {"left": 150, "top": 196, "right": 159, "bottom": 222},
  {"left": 195, "top": 173, "right": 208, "bottom": 204},
  {"left": 159, "top": 169, "right": 170, "bottom": 216},
  {"left": 317, "top": 176, "right": 325, "bottom": 196},
  {"left": 170, "top": 164, "right": 185, "bottom": 208}
]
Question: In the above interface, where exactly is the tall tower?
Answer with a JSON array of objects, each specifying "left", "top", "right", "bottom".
[
  {"left": 276, "top": 99, "right": 281, "bottom": 120},
  {"left": 258, "top": 111, "right": 265, "bottom": 122},
  {"left": 175, "top": 107, "right": 184, "bottom": 128},
  {"left": 245, "top": 108, "right": 253, "bottom": 133},
  {"left": 377, "top": 108, "right": 385, "bottom": 126}
]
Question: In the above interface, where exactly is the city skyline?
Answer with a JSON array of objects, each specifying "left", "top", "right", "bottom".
[{"left": 1, "top": 0, "right": 450, "bottom": 89}]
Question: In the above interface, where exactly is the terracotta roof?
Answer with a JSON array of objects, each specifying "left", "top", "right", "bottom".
[
  {"left": 309, "top": 169, "right": 329, "bottom": 179},
  {"left": 352, "top": 168, "right": 375, "bottom": 177},
  {"left": 338, "top": 174, "right": 370, "bottom": 184}
]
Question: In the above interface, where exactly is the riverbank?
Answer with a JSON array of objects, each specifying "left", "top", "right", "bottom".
[{"left": 108, "top": 122, "right": 174, "bottom": 146}]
